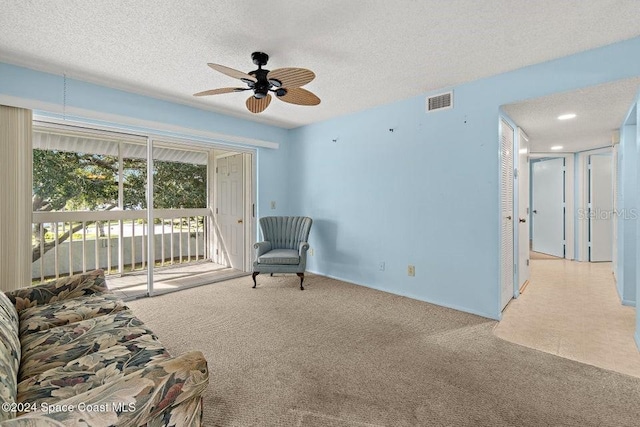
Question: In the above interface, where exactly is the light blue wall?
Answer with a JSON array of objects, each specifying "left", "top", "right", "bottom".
[
  {"left": 635, "top": 103, "right": 640, "bottom": 349},
  {"left": 0, "top": 62, "right": 290, "bottom": 218},
  {"left": 619, "top": 121, "right": 638, "bottom": 305},
  {"left": 288, "top": 37, "right": 640, "bottom": 320},
  {"left": 617, "top": 140, "right": 624, "bottom": 285},
  {"left": 3, "top": 37, "right": 640, "bottom": 321},
  {"left": 625, "top": 99, "right": 640, "bottom": 349},
  {"left": 635, "top": 105, "right": 640, "bottom": 349}
]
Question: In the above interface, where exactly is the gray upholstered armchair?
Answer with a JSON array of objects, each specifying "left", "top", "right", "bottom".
[{"left": 252, "top": 216, "right": 313, "bottom": 290}]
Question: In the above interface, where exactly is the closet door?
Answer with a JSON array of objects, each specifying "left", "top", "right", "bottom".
[
  {"left": 500, "top": 119, "right": 515, "bottom": 310},
  {"left": 589, "top": 154, "right": 613, "bottom": 262}
]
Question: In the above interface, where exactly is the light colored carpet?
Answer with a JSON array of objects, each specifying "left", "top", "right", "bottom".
[{"left": 127, "top": 274, "right": 640, "bottom": 426}]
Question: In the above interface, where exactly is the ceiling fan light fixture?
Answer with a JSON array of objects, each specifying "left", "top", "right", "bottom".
[
  {"left": 254, "top": 92, "right": 267, "bottom": 99},
  {"left": 275, "top": 88, "right": 287, "bottom": 97},
  {"left": 269, "top": 78, "right": 282, "bottom": 88},
  {"left": 557, "top": 113, "right": 576, "bottom": 120}
]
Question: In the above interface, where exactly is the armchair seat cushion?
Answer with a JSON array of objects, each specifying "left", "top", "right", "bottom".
[{"left": 258, "top": 249, "right": 300, "bottom": 265}]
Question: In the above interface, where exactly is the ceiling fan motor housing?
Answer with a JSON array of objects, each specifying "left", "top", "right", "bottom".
[
  {"left": 248, "top": 52, "right": 285, "bottom": 98},
  {"left": 250, "top": 68, "right": 274, "bottom": 99},
  {"left": 251, "top": 51, "right": 269, "bottom": 67}
]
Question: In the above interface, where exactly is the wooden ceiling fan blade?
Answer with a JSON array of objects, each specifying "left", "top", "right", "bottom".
[
  {"left": 277, "top": 88, "right": 321, "bottom": 106},
  {"left": 267, "top": 68, "right": 315, "bottom": 87},
  {"left": 193, "top": 87, "right": 247, "bottom": 96},
  {"left": 208, "top": 63, "right": 257, "bottom": 82},
  {"left": 246, "top": 94, "right": 272, "bottom": 113}
]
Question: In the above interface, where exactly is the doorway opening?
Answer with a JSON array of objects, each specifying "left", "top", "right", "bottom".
[
  {"left": 495, "top": 77, "right": 640, "bottom": 377},
  {"left": 31, "top": 119, "right": 256, "bottom": 299},
  {"left": 530, "top": 156, "right": 566, "bottom": 261}
]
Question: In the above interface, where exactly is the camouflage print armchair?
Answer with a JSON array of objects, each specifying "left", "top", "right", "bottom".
[{"left": 0, "top": 270, "right": 209, "bottom": 426}]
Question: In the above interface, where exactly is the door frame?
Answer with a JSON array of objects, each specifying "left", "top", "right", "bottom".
[
  {"left": 529, "top": 153, "right": 575, "bottom": 260},
  {"left": 575, "top": 147, "right": 613, "bottom": 262},
  {"left": 531, "top": 157, "right": 566, "bottom": 258},
  {"left": 516, "top": 128, "right": 530, "bottom": 291}
]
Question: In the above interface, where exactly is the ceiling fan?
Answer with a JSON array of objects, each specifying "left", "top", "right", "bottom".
[{"left": 194, "top": 52, "right": 320, "bottom": 114}]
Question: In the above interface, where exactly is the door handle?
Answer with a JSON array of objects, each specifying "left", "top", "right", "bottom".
[
  {"left": 533, "top": 210, "right": 538, "bottom": 214},
  {"left": 237, "top": 219, "right": 243, "bottom": 224},
  {"left": 506, "top": 216, "right": 512, "bottom": 220},
  {"left": 519, "top": 218, "right": 526, "bottom": 223}
]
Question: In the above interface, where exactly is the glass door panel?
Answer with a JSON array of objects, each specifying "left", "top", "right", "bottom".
[{"left": 151, "top": 143, "right": 209, "bottom": 294}]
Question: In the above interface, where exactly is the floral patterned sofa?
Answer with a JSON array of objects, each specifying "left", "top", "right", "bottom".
[{"left": 0, "top": 269, "right": 209, "bottom": 426}]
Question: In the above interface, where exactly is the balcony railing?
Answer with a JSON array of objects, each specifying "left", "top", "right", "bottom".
[{"left": 32, "top": 208, "right": 211, "bottom": 282}]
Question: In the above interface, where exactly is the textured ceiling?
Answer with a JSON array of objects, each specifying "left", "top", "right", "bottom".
[
  {"left": 503, "top": 77, "right": 640, "bottom": 153},
  {"left": 1, "top": 1, "right": 640, "bottom": 129}
]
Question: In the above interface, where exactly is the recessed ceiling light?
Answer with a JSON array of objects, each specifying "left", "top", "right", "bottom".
[
  {"left": 551, "top": 146, "right": 563, "bottom": 150},
  {"left": 557, "top": 113, "right": 576, "bottom": 120}
]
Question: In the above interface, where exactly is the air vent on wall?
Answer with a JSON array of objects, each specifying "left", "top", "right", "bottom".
[{"left": 426, "top": 91, "right": 453, "bottom": 112}]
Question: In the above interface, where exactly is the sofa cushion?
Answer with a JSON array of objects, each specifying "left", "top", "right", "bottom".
[
  {"left": 19, "top": 310, "right": 157, "bottom": 382},
  {"left": 17, "top": 334, "right": 171, "bottom": 406},
  {"left": 5, "top": 269, "right": 108, "bottom": 313},
  {"left": 0, "top": 292, "right": 20, "bottom": 421},
  {"left": 18, "top": 292, "right": 128, "bottom": 336},
  {"left": 258, "top": 249, "right": 300, "bottom": 265}
]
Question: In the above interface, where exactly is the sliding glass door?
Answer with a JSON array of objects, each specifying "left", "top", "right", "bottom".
[
  {"left": 31, "top": 126, "right": 148, "bottom": 288},
  {"left": 149, "top": 142, "right": 210, "bottom": 294},
  {"left": 30, "top": 120, "right": 258, "bottom": 298}
]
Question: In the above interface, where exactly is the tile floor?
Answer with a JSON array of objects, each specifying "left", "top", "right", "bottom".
[
  {"left": 494, "top": 258, "right": 640, "bottom": 378},
  {"left": 107, "top": 261, "right": 246, "bottom": 300}
]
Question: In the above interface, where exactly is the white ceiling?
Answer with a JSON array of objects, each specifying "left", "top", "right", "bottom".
[
  {"left": 1, "top": 0, "right": 640, "bottom": 129},
  {"left": 503, "top": 77, "right": 640, "bottom": 153}
]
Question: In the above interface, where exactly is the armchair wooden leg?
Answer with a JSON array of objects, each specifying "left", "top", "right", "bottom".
[
  {"left": 252, "top": 272, "right": 259, "bottom": 288},
  {"left": 297, "top": 273, "right": 305, "bottom": 290}
]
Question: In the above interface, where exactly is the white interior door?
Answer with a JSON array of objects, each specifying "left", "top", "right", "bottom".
[
  {"left": 532, "top": 158, "right": 565, "bottom": 257},
  {"left": 500, "top": 119, "right": 515, "bottom": 310},
  {"left": 216, "top": 153, "right": 244, "bottom": 269},
  {"left": 517, "top": 129, "right": 530, "bottom": 288},
  {"left": 589, "top": 154, "right": 613, "bottom": 262}
]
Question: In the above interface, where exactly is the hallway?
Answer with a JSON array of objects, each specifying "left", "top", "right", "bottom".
[{"left": 494, "top": 258, "right": 640, "bottom": 378}]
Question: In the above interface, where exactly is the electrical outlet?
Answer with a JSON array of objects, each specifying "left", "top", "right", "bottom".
[
  {"left": 378, "top": 262, "right": 385, "bottom": 271},
  {"left": 270, "top": 201, "right": 276, "bottom": 209},
  {"left": 408, "top": 265, "right": 415, "bottom": 276},
  {"left": 309, "top": 248, "right": 314, "bottom": 256}
]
